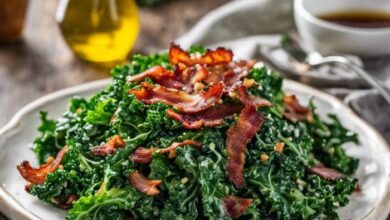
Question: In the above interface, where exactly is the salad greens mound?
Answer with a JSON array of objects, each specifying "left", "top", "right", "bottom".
[{"left": 18, "top": 45, "right": 358, "bottom": 220}]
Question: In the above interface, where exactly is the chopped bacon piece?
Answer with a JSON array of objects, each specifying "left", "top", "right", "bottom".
[
  {"left": 131, "top": 147, "right": 157, "bottom": 164},
  {"left": 169, "top": 43, "right": 233, "bottom": 66},
  {"left": 131, "top": 140, "right": 202, "bottom": 163},
  {"left": 25, "top": 183, "right": 34, "bottom": 192},
  {"left": 17, "top": 146, "right": 68, "bottom": 184},
  {"left": 174, "top": 65, "right": 210, "bottom": 93},
  {"left": 127, "top": 65, "right": 209, "bottom": 93},
  {"left": 53, "top": 194, "right": 79, "bottom": 209},
  {"left": 223, "top": 195, "right": 253, "bottom": 219},
  {"left": 91, "top": 135, "right": 125, "bottom": 156},
  {"left": 129, "top": 171, "right": 162, "bottom": 196},
  {"left": 283, "top": 95, "right": 313, "bottom": 122},
  {"left": 308, "top": 164, "right": 345, "bottom": 180},
  {"left": 204, "top": 61, "right": 256, "bottom": 93},
  {"left": 166, "top": 103, "right": 243, "bottom": 129},
  {"left": 129, "top": 82, "right": 223, "bottom": 113},
  {"left": 238, "top": 86, "right": 272, "bottom": 108},
  {"left": 226, "top": 105, "right": 265, "bottom": 188},
  {"left": 354, "top": 184, "right": 361, "bottom": 193},
  {"left": 274, "top": 142, "right": 285, "bottom": 153}
]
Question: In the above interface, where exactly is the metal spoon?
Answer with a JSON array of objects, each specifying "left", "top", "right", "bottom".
[{"left": 281, "top": 35, "right": 390, "bottom": 104}]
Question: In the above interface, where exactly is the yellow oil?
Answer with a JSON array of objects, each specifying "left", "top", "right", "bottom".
[{"left": 57, "top": 0, "right": 139, "bottom": 63}]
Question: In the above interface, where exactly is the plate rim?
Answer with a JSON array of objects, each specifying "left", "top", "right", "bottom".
[{"left": 0, "top": 78, "right": 388, "bottom": 220}]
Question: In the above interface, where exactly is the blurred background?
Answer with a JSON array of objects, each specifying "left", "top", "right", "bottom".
[{"left": 0, "top": 0, "right": 228, "bottom": 129}]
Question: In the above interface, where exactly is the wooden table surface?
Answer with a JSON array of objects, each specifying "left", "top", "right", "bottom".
[{"left": 0, "top": 0, "right": 228, "bottom": 219}]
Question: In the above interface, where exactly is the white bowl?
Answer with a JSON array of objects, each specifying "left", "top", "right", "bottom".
[{"left": 294, "top": 0, "right": 390, "bottom": 57}]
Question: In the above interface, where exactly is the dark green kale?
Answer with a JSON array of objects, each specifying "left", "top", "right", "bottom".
[
  {"left": 33, "top": 112, "right": 60, "bottom": 164},
  {"left": 302, "top": 104, "right": 359, "bottom": 174},
  {"left": 25, "top": 49, "right": 359, "bottom": 220},
  {"left": 187, "top": 45, "right": 207, "bottom": 55}
]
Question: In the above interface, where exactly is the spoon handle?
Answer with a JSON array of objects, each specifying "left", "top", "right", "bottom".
[
  {"left": 351, "top": 65, "right": 390, "bottom": 104},
  {"left": 318, "top": 56, "right": 390, "bottom": 104}
]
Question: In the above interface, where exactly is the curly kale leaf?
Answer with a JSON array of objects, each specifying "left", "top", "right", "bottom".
[
  {"left": 247, "top": 159, "right": 357, "bottom": 220},
  {"left": 33, "top": 112, "right": 60, "bottom": 164},
  {"left": 187, "top": 45, "right": 206, "bottom": 55},
  {"left": 248, "top": 66, "right": 284, "bottom": 110},
  {"left": 289, "top": 175, "right": 357, "bottom": 219},
  {"left": 67, "top": 187, "right": 141, "bottom": 220},
  {"left": 304, "top": 111, "right": 359, "bottom": 174},
  {"left": 29, "top": 169, "right": 82, "bottom": 204},
  {"left": 159, "top": 148, "right": 201, "bottom": 220},
  {"left": 196, "top": 130, "right": 232, "bottom": 219},
  {"left": 84, "top": 98, "right": 117, "bottom": 126}
]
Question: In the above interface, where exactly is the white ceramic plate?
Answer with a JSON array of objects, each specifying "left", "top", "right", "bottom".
[{"left": 0, "top": 79, "right": 389, "bottom": 220}]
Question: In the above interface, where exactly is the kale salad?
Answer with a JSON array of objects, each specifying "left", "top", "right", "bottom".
[{"left": 17, "top": 44, "right": 359, "bottom": 220}]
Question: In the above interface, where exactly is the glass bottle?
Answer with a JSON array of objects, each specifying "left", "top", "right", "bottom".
[{"left": 56, "top": 0, "right": 139, "bottom": 63}]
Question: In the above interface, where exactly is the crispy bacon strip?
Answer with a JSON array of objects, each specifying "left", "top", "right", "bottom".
[
  {"left": 158, "top": 140, "right": 202, "bottom": 158},
  {"left": 129, "top": 171, "right": 162, "bottom": 196},
  {"left": 238, "top": 86, "right": 272, "bottom": 108},
  {"left": 131, "top": 140, "right": 202, "bottom": 163},
  {"left": 127, "top": 66, "right": 174, "bottom": 83},
  {"left": 91, "top": 135, "right": 125, "bottom": 156},
  {"left": 17, "top": 146, "right": 68, "bottom": 184},
  {"left": 226, "top": 105, "right": 265, "bottom": 188},
  {"left": 169, "top": 43, "right": 233, "bottom": 66},
  {"left": 127, "top": 66, "right": 185, "bottom": 90},
  {"left": 204, "top": 61, "right": 256, "bottom": 93},
  {"left": 129, "top": 82, "right": 223, "bottom": 113},
  {"left": 309, "top": 164, "right": 345, "bottom": 180},
  {"left": 223, "top": 195, "right": 253, "bottom": 219},
  {"left": 283, "top": 95, "right": 313, "bottom": 122},
  {"left": 167, "top": 103, "right": 243, "bottom": 129}
]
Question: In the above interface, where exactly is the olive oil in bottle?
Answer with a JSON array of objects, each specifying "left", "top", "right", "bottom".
[{"left": 56, "top": 0, "right": 139, "bottom": 63}]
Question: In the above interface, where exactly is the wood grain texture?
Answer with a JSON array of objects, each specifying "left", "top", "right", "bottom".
[{"left": 0, "top": 0, "right": 229, "bottom": 128}]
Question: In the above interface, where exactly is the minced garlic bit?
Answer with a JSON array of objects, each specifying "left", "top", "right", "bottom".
[
  {"left": 243, "top": 78, "right": 255, "bottom": 88},
  {"left": 274, "top": 142, "right": 285, "bottom": 153},
  {"left": 50, "top": 197, "right": 59, "bottom": 205},
  {"left": 296, "top": 178, "right": 307, "bottom": 187},
  {"left": 181, "top": 177, "right": 189, "bottom": 184},
  {"left": 229, "top": 91, "right": 238, "bottom": 100},
  {"left": 59, "top": 165, "right": 64, "bottom": 170},
  {"left": 194, "top": 82, "right": 205, "bottom": 92},
  {"left": 46, "top": 156, "right": 55, "bottom": 164},
  {"left": 217, "top": 99, "right": 223, "bottom": 104},
  {"left": 260, "top": 153, "right": 269, "bottom": 161}
]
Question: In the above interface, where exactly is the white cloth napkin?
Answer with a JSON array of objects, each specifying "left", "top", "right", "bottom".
[
  {"left": 177, "top": 0, "right": 294, "bottom": 48},
  {"left": 176, "top": 0, "right": 390, "bottom": 143}
]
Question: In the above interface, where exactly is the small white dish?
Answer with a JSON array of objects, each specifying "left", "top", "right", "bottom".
[
  {"left": 294, "top": 0, "right": 390, "bottom": 57},
  {"left": 0, "top": 79, "right": 389, "bottom": 219}
]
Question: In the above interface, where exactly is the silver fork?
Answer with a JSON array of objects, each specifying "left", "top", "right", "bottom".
[{"left": 281, "top": 35, "right": 390, "bottom": 104}]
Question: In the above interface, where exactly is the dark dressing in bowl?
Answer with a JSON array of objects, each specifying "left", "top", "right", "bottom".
[{"left": 318, "top": 10, "right": 390, "bottom": 28}]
